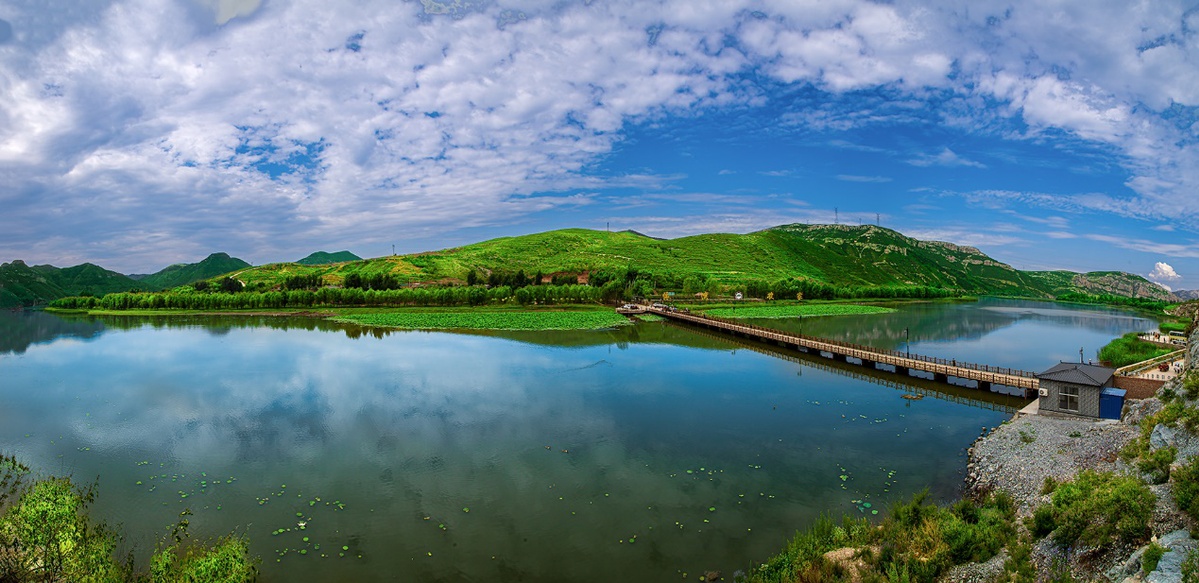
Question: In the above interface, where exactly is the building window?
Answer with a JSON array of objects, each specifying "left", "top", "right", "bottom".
[{"left": 1058, "top": 385, "right": 1079, "bottom": 412}]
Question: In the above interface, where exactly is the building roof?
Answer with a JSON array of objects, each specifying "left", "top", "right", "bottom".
[{"left": 1036, "top": 362, "right": 1116, "bottom": 387}]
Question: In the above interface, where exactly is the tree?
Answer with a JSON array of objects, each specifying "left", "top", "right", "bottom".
[{"left": 219, "top": 277, "right": 242, "bottom": 293}]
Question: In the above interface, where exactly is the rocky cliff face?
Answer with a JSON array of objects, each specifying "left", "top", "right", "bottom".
[{"left": 1070, "top": 272, "right": 1177, "bottom": 301}]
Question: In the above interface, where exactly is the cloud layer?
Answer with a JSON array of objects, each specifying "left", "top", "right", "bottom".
[{"left": 0, "top": 0, "right": 1196, "bottom": 272}]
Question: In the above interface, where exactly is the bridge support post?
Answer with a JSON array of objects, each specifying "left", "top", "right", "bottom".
[
  {"left": 895, "top": 366, "right": 909, "bottom": 376},
  {"left": 860, "top": 359, "right": 875, "bottom": 369},
  {"left": 933, "top": 373, "right": 948, "bottom": 383},
  {"left": 978, "top": 381, "right": 992, "bottom": 391}
]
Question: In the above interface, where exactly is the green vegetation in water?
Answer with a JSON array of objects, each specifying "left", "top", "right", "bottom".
[
  {"left": 698, "top": 303, "right": 896, "bottom": 319},
  {"left": 746, "top": 490, "right": 1015, "bottom": 583},
  {"left": 333, "top": 307, "right": 632, "bottom": 331},
  {"left": 1098, "top": 332, "right": 1177, "bottom": 368},
  {"left": 0, "top": 455, "right": 257, "bottom": 582}
]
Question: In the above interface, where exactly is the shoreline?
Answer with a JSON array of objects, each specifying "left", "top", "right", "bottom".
[{"left": 963, "top": 332, "right": 1198, "bottom": 580}]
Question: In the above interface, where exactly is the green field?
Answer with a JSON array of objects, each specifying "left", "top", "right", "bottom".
[
  {"left": 332, "top": 307, "right": 631, "bottom": 331},
  {"left": 697, "top": 303, "right": 896, "bottom": 319}
]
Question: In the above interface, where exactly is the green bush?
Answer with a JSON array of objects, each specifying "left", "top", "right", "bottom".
[
  {"left": 1144, "top": 541, "right": 1166, "bottom": 575},
  {"left": 1029, "top": 505, "right": 1056, "bottom": 539},
  {"left": 747, "top": 491, "right": 1016, "bottom": 583},
  {"left": 1041, "top": 476, "right": 1058, "bottom": 495},
  {"left": 1037, "top": 470, "right": 1153, "bottom": 548},
  {"left": 1185, "top": 372, "right": 1199, "bottom": 402},
  {"left": 0, "top": 471, "right": 258, "bottom": 583},
  {"left": 1139, "top": 446, "right": 1177, "bottom": 484},
  {"left": 1182, "top": 548, "right": 1199, "bottom": 582},
  {"left": 0, "top": 478, "right": 128, "bottom": 582},
  {"left": 1173, "top": 455, "right": 1199, "bottom": 523}
]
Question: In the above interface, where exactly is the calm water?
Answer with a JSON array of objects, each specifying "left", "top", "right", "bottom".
[{"left": 0, "top": 299, "right": 1154, "bottom": 581}]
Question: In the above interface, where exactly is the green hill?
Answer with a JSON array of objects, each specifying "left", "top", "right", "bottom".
[
  {"left": 228, "top": 224, "right": 1171, "bottom": 301},
  {"left": 0, "top": 260, "right": 150, "bottom": 308},
  {"left": 296, "top": 251, "right": 361, "bottom": 265},
  {"left": 138, "top": 253, "right": 251, "bottom": 290}
]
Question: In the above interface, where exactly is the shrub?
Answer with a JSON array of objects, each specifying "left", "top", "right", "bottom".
[
  {"left": 1038, "top": 470, "right": 1153, "bottom": 548},
  {"left": 1182, "top": 548, "right": 1199, "bottom": 582},
  {"left": 1173, "top": 455, "right": 1199, "bottom": 523},
  {"left": 1143, "top": 541, "right": 1166, "bottom": 575},
  {"left": 0, "top": 478, "right": 128, "bottom": 582},
  {"left": 1138, "top": 446, "right": 1177, "bottom": 484},
  {"left": 1185, "top": 372, "right": 1199, "bottom": 402},
  {"left": 1041, "top": 476, "right": 1058, "bottom": 495}
]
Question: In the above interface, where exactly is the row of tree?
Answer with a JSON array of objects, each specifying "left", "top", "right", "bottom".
[
  {"left": 1056, "top": 292, "right": 1170, "bottom": 313},
  {"left": 51, "top": 277, "right": 961, "bottom": 311},
  {"left": 50, "top": 283, "right": 625, "bottom": 310}
]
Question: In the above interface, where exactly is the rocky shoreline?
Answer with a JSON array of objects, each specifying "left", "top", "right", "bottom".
[{"left": 959, "top": 333, "right": 1199, "bottom": 582}]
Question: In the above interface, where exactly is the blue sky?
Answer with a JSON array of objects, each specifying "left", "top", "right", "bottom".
[{"left": 1, "top": 1, "right": 1197, "bottom": 291}]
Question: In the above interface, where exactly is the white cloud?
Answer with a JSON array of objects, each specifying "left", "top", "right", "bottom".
[
  {"left": 907, "top": 147, "right": 986, "bottom": 169},
  {"left": 0, "top": 0, "right": 1197, "bottom": 270},
  {"left": 837, "top": 174, "right": 892, "bottom": 183},
  {"left": 1148, "top": 261, "right": 1182, "bottom": 290}
]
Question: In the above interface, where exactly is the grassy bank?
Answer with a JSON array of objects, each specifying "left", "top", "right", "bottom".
[{"left": 1098, "top": 332, "right": 1177, "bottom": 368}]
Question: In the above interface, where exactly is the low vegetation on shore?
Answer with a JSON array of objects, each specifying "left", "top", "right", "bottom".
[
  {"left": 0, "top": 455, "right": 257, "bottom": 582},
  {"left": 746, "top": 491, "right": 1018, "bottom": 582},
  {"left": 1099, "top": 331, "right": 1180, "bottom": 368}
]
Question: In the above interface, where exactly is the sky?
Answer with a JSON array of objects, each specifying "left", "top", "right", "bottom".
[{"left": 1, "top": 1, "right": 1197, "bottom": 291}]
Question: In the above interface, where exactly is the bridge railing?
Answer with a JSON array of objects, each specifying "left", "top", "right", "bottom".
[{"left": 655, "top": 307, "right": 1038, "bottom": 380}]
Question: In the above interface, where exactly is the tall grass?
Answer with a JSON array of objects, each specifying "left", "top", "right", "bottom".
[{"left": 1098, "top": 332, "right": 1176, "bottom": 368}]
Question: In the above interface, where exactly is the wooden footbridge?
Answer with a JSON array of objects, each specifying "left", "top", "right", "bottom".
[{"left": 644, "top": 306, "right": 1040, "bottom": 398}]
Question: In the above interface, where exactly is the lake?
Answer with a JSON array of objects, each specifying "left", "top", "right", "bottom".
[{"left": 0, "top": 298, "right": 1155, "bottom": 581}]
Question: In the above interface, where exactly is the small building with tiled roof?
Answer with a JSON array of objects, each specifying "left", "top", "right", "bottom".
[{"left": 1036, "top": 362, "right": 1117, "bottom": 418}]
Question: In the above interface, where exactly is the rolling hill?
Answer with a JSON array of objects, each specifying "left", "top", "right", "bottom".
[
  {"left": 137, "top": 253, "right": 251, "bottom": 290},
  {"left": 1, "top": 260, "right": 150, "bottom": 307},
  {"left": 296, "top": 251, "right": 361, "bottom": 265},
  {"left": 6, "top": 224, "right": 1175, "bottom": 307},
  {"left": 228, "top": 224, "right": 1173, "bottom": 301}
]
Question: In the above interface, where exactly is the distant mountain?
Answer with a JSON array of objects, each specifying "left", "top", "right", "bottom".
[
  {"left": 1175, "top": 289, "right": 1199, "bottom": 301},
  {"left": 230, "top": 223, "right": 1173, "bottom": 302},
  {"left": 138, "top": 253, "right": 251, "bottom": 290},
  {"left": 296, "top": 251, "right": 361, "bottom": 265},
  {"left": 0, "top": 260, "right": 149, "bottom": 308}
]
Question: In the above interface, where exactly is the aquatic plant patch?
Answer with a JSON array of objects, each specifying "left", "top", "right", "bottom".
[{"left": 333, "top": 309, "right": 632, "bottom": 331}]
